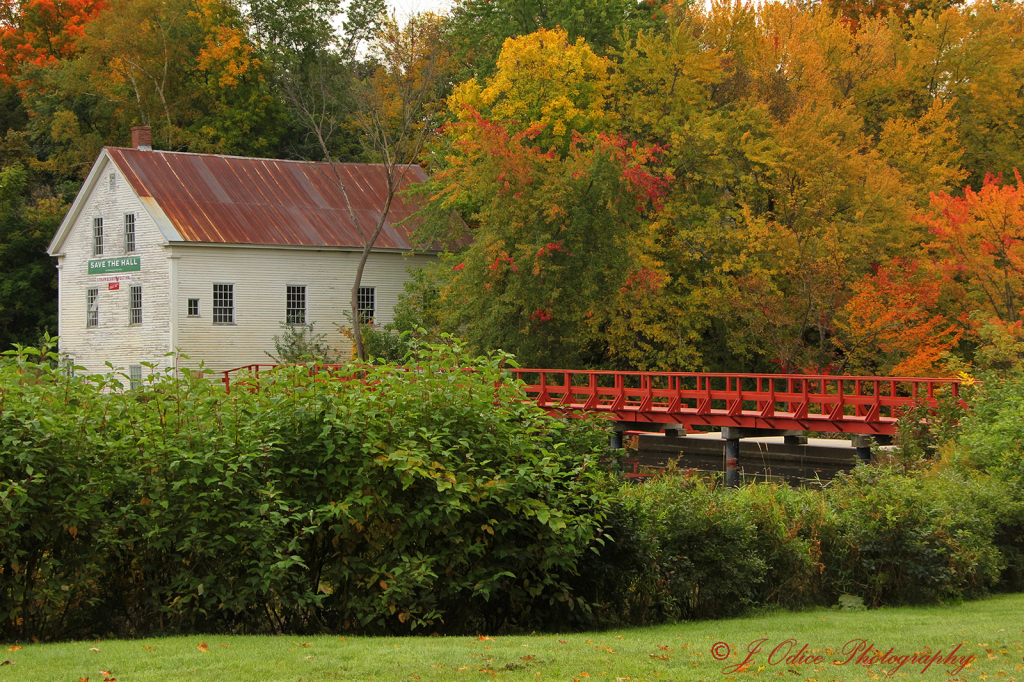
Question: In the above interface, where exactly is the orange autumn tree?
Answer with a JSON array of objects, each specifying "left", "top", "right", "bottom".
[
  {"left": 922, "top": 170, "right": 1024, "bottom": 328},
  {"left": 836, "top": 259, "right": 961, "bottom": 376},
  {"left": 0, "top": 0, "right": 106, "bottom": 83},
  {"left": 839, "top": 171, "right": 1024, "bottom": 375}
]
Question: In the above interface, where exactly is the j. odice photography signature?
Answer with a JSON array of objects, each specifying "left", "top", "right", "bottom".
[{"left": 711, "top": 638, "right": 977, "bottom": 676}]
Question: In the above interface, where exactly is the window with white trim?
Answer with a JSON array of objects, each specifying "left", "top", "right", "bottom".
[
  {"left": 130, "top": 285, "right": 142, "bottom": 325},
  {"left": 129, "top": 364, "right": 142, "bottom": 391},
  {"left": 187, "top": 298, "right": 200, "bottom": 317},
  {"left": 124, "top": 213, "right": 136, "bottom": 252},
  {"left": 286, "top": 285, "right": 306, "bottom": 324},
  {"left": 213, "top": 284, "right": 234, "bottom": 324},
  {"left": 357, "top": 286, "right": 375, "bottom": 324},
  {"left": 86, "top": 288, "right": 98, "bottom": 328},
  {"left": 92, "top": 218, "right": 103, "bottom": 256}
]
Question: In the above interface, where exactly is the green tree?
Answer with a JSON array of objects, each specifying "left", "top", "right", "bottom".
[
  {"left": 0, "top": 132, "right": 63, "bottom": 350},
  {"left": 444, "top": 0, "right": 659, "bottom": 81}
]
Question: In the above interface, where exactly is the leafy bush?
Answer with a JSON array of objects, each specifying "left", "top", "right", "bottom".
[
  {"left": 265, "top": 322, "right": 340, "bottom": 363},
  {"left": 264, "top": 341, "right": 612, "bottom": 634},
  {"left": 0, "top": 337, "right": 612, "bottom": 640},
  {"left": 573, "top": 476, "right": 830, "bottom": 626},
  {"left": 732, "top": 483, "right": 830, "bottom": 609},
  {"left": 359, "top": 324, "right": 411, "bottom": 364},
  {"left": 956, "top": 372, "right": 1024, "bottom": 477},
  {"left": 890, "top": 392, "right": 969, "bottom": 468},
  {"left": 952, "top": 372, "right": 1024, "bottom": 590},
  {"left": 823, "top": 466, "right": 1003, "bottom": 606},
  {"left": 613, "top": 473, "right": 766, "bottom": 621}
]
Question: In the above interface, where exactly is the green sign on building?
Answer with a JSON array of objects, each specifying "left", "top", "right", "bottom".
[{"left": 88, "top": 257, "right": 141, "bottom": 274}]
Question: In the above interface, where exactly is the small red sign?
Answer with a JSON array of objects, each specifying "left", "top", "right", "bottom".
[{"left": 108, "top": 281, "right": 120, "bottom": 291}]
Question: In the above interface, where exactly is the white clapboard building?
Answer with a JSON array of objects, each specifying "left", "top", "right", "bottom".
[{"left": 47, "top": 127, "right": 440, "bottom": 380}]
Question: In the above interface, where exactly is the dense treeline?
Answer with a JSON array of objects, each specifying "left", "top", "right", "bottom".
[
  {"left": 409, "top": 0, "right": 1024, "bottom": 375},
  {"left": 3, "top": 342, "right": 1023, "bottom": 640},
  {"left": 2, "top": 0, "right": 1024, "bottom": 374}
]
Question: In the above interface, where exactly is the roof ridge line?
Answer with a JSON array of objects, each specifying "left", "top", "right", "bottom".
[{"left": 103, "top": 146, "right": 422, "bottom": 169}]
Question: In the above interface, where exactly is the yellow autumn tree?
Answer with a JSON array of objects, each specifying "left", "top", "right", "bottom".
[{"left": 448, "top": 27, "right": 614, "bottom": 155}]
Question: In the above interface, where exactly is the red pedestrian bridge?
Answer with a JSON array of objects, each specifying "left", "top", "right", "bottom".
[
  {"left": 222, "top": 365, "right": 965, "bottom": 485},
  {"left": 507, "top": 369, "right": 964, "bottom": 436}
]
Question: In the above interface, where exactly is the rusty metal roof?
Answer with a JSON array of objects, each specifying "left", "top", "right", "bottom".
[{"left": 106, "top": 147, "right": 434, "bottom": 250}]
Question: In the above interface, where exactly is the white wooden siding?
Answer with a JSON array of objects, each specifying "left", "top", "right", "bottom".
[
  {"left": 172, "top": 245, "right": 436, "bottom": 373},
  {"left": 55, "top": 157, "right": 173, "bottom": 380}
]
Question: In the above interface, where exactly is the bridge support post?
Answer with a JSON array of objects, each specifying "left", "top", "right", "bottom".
[
  {"left": 851, "top": 435, "right": 873, "bottom": 463},
  {"left": 724, "top": 437, "right": 740, "bottom": 488}
]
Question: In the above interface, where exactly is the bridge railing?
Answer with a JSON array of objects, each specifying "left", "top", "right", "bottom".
[
  {"left": 221, "top": 363, "right": 352, "bottom": 393},
  {"left": 220, "top": 364, "right": 965, "bottom": 437},
  {"left": 509, "top": 370, "right": 964, "bottom": 435}
]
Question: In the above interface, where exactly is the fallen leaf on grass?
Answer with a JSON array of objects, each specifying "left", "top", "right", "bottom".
[
  {"left": 521, "top": 655, "right": 536, "bottom": 661},
  {"left": 6, "top": 646, "right": 21, "bottom": 651},
  {"left": 198, "top": 642, "right": 208, "bottom": 652},
  {"left": 657, "top": 645, "right": 671, "bottom": 651},
  {"left": 596, "top": 646, "right": 616, "bottom": 654},
  {"left": 88, "top": 648, "right": 101, "bottom": 652},
  {"left": 649, "top": 654, "right": 669, "bottom": 661},
  {"left": 559, "top": 640, "right": 568, "bottom": 645},
  {"left": 1, "top": 660, "right": 15, "bottom": 666},
  {"left": 476, "top": 636, "right": 495, "bottom": 641},
  {"left": 293, "top": 641, "right": 311, "bottom": 647},
  {"left": 142, "top": 645, "right": 154, "bottom": 651},
  {"left": 219, "top": 643, "right": 229, "bottom": 647}
]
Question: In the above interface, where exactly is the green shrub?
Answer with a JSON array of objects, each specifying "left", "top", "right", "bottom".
[
  {"left": 0, "top": 337, "right": 612, "bottom": 640},
  {"left": 956, "top": 372, "right": 1024, "bottom": 478},
  {"left": 560, "top": 472, "right": 653, "bottom": 628},
  {"left": 262, "top": 341, "right": 612, "bottom": 633},
  {"left": 615, "top": 473, "right": 765, "bottom": 621},
  {"left": 265, "top": 322, "right": 341, "bottom": 363},
  {"left": 953, "top": 373, "right": 1024, "bottom": 591},
  {"left": 823, "top": 466, "right": 1003, "bottom": 607},
  {"left": 360, "top": 324, "right": 412, "bottom": 364},
  {"left": 732, "top": 483, "right": 830, "bottom": 609}
]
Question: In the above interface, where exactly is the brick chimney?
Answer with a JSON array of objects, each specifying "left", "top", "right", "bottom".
[{"left": 131, "top": 125, "right": 152, "bottom": 151}]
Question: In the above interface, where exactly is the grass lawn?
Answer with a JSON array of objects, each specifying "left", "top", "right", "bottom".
[{"left": 3, "top": 593, "right": 1022, "bottom": 682}]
